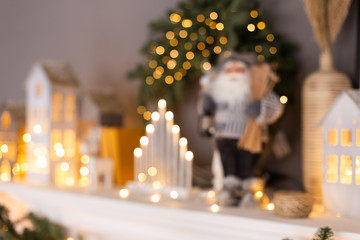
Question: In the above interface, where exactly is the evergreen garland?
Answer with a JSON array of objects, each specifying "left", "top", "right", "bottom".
[{"left": 129, "top": 0, "right": 297, "bottom": 120}]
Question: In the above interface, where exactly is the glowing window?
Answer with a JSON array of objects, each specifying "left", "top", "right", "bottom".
[
  {"left": 327, "top": 129, "right": 338, "bottom": 146},
  {"left": 64, "top": 129, "right": 75, "bottom": 158},
  {"left": 341, "top": 129, "right": 351, "bottom": 146},
  {"left": 51, "top": 129, "right": 62, "bottom": 159},
  {"left": 1, "top": 111, "right": 11, "bottom": 131},
  {"left": 340, "top": 155, "right": 352, "bottom": 184},
  {"left": 356, "top": 157, "right": 360, "bottom": 185},
  {"left": 65, "top": 94, "right": 75, "bottom": 122},
  {"left": 326, "top": 155, "right": 338, "bottom": 183},
  {"left": 52, "top": 92, "right": 62, "bottom": 121},
  {"left": 356, "top": 129, "right": 360, "bottom": 146}
]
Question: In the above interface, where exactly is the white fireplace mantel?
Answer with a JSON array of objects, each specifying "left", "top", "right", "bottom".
[{"left": 0, "top": 182, "right": 359, "bottom": 240}]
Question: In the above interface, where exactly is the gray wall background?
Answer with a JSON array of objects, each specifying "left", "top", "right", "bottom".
[{"left": 0, "top": 0, "right": 358, "bottom": 188}]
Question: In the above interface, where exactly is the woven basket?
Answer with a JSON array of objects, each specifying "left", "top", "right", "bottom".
[
  {"left": 302, "top": 51, "right": 351, "bottom": 203},
  {"left": 273, "top": 191, "right": 314, "bottom": 218}
]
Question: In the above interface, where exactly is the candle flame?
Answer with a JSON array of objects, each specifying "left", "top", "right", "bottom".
[
  {"left": 179, "top": 137, "right": 188, "bottom": 147},
  {"left": 158, "top": 99, "right": 167, "bottom": 108},
  {"left": 134, "top": 148, "right": 143, "bottom": 157},
  {"left": 146, "top": 124, "right": 155, "bottom": 134},
  {"left": 152, "top": 112, "right": 160, "bottom": 121},
  {"left": 140, "top": 136, "right": 149, "bottom": 146},
  {"left": 185, "top": 151, "right": 194, "bottom": 161},
  {"left": 165, "top": 111, "right": 174, "bottom": 120},
  {"left": 172, "top": 125, "right": 180, "bottom": 134}
]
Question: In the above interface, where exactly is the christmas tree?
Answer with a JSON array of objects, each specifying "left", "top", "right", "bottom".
[{"left": 129, "top": 0, "right": 297, "bottom": 119}]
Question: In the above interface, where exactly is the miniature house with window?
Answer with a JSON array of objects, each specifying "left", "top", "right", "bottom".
[
  {"left": 25, "top": 61, "right": 79, "bottom": 186},
  {"left": 321, "top": 89, "right": 360, "bottom": 218},
  {"left": 0, "top": 102, "right": 26, "bottom": 181}
]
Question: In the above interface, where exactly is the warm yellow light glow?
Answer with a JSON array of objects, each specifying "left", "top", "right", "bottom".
[
  {"left": 146, "top": 124, "right": 155, "bottom": 134},
  {"left": 213, "top": 46, "right": 222, "bottom": 54},
  {"left": 198, "top": 27, "right": 206, "bottom": 35},
  {"left": 174, "top": 72, "right": 183, "bottom": 80},
  {"left": 80, "top": 177, "right": 89, "bottom": 186},
  {"left": 206, "top": 36, "right": 214, "bottom": 44},
  {"left": 165, "top": 111, "right": 174, "bottom": 121},
  {"left": 182, "top": 19, "right": 192, "bottom": 28},
  {"left": 155, "top": 46, "right": 165, "bottom": 55},
  {"left": 81, "top": 155, "right": 90, "bottom": 164},
  {"left": 170, "top": 13, "right": 181, "bottom": 23},
  {"left": 327, "top": 155, "right": 338, "bottom": 183},
  {"left": 340, "top": 155, "right": 352, "bottom": 184},
  {"left": 67, "top": 237, "right": 74, "bottom": 240},
  {"left": 167, "top": 59, "right": 177, "bottom": 69},
  {"left": 119, "top": 189, "right": 129, "bottom": 198},
  {"left": 33, "top": 147, "right": 42, "bottom": 157},
  {"left": 197, "top": 14, "right": 205, "bottom": 22},
  {"left": 1, "top": 144, "right": 8, "bottom": 153},
  {"left": 172, "top": 125, "right": 180, "bottom": 134},
  {"left": 162, "top": 56, "right": 171, "bottom": 64},
  {"left": 134, "top": 148, "right": 143, "bottom": 158},
  {"left": 140, "top": 136, "right": 149, "bottom": 147},
  {"left": 170, "top": 49, "right": 179, "bottom": 58},
  {"left": 247, "top": 24, "right": 255, "bottom": 32},
  {"left": 151, "top": 193, "right": 161, "bottom": 203},
  {"left": 60, "top": 162, "right": 69, "bottom": 172},
  {"left": 155, "top": 66, "right": 164, "bottom": 74},
  {"left": 179, "top": 137, "right": 188, "bottom": 147},
  {"left": 148, "top": 167, "right": 157, "bottom": 177},
  {"left": 12, "top": 163, "right": 20, "bottom": 175},
  {"left": 152, "top": 112, "right": 160, "bottom": 121},
  {"left": 143, "top": 111, "right": 152, "bottom": 120},
  {"left": 165, "top": 76, "right": 174, "bottom": 84},
  {"left": 80, "top": 167, "right": 89, "bottom": 176},
  {"left": 255, "top": 45, "right": 263, "bottom": 53},
  {"left": 341, "top": 129, "right": 352, "bottom": 146},
  {"left": 149, "top": 60, "right": 158, "bottom": 69},
  {"left": 170, "top": 39, "right": 178, "bottom": 47},
  {"left": 255, "top": 191, "right": 263, "bottom": 199},
  {"left": 210, "top": 204, "right": 219, "bottom": 213},
  {"left": 189, "top": 33, "right": 198, "bottom": 41},
  {"left": 23, "top": 133, "right": 31, "bottom": 143},
  {"left": 37, "top": 156, "right": 47, "bottom": 169},
  {"left": 166, "top": 31, "right": 175, "bottom": 40},
  {"left": 267, "top": 203, "right": 275, "bottom": 211},
  {"left": 224, "top": 50, "right": 231, "bottom": 58},
  {"left": 170, "top": 190, "right": 179, "bottom": 199},
  {"left": 158, "top": 99, "right": 167, "bottom": 109},
  {"left": 257, "top": 55, "right": 265, "bottom": 61},
  {"left": 152, "top": 181, "right": 161, "bottom": 189},
  {"left": 184, "top": 42, "right": 192, "bottom": 50},
  {"left": 202, "top": 50, "right": 210, "bottom": 58},
  {"left": 250, "top": 10, "right": 258, "bottom": 18},
  {"left": 197, "top": 42, "right": 205, "bottom": 50},
  {"left": 65, "top": 177, "right": 75, "bottom": 186},
  {"left": 203, "top": 62, "right": 211, "bottom": 71},
  {"left": 257, "top": 21, "right": 266, "bottom": 30},
  {"left": 1, "top": 173, "right": 9, "bottom": 182},
  {"left": 21, "top": 163, "right": 28, "bottom": 171},
  {"left": 40, "top": 146, "right": 47, "bottom": 155},
  {"left": 356, "top": 157, "right": 360, "bottom": 185},
  {"left": 183, "top": 61, "right": 191, "bottom": 70},
  {"left": 153, "top": 71, "right": 161, "bottom": 80},
  {"left": 219, "top": 36, "right": 227, "bottom": 45},
  {"left": 179, "top": 30, "right": 188, "bottom": 38},
  {"left": 267, "top": 34, "right": 275, "bottom": 42},
  {"left": 280, "top": 96, "right": 288, "bottom": 104},
  {"left": 216, "top": 23, "right": 224, "bottom": 31},
  {"left": 209, "top": 12, "right": 218, "bottom": 20},
  {"left": 145, "top": 76, "right": 154, "bottom": 85},
  {"left": 185, "top": 151, "right": 194, "bottom": 161},
  {"left": 54, "top": 142, "right": 62, "bottom": 151},
  {"left": 33, "top": 124, "right": 42, "bottom": 134},
  {"left": 56, "top": 148, "right": 65, "bottom": 158},
  {"left": 186, "top": 51, "right": 194, "bottom": 60},
  {"left": 269, "top": 46, "right": 277, "bottom": 54},
  {"left": 138, "top": 173, "right": 146, "bottom": 182},
  {"left": 207, "top": 190, "right": 216, "bottom": 199}
]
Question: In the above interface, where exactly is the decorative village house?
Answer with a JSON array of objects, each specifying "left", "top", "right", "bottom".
[
  {"left": 321, "top": 89, "right": 360, "bottom": 218},
  {"left": 0, "top": 102, "right": 26, "bottom": 181},
  {"left": 25, "top": 61, "right": 79, "bottom": 186}
]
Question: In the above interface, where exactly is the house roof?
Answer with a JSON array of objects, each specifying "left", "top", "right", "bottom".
[
  {"left": 39, "top": 61, "right": 79, "bottom": 87},
  {"left": 87, "top": 92, "right": 123, "bottom": 115},
  {"left": 319, "top": 89, "right": 360, "bottom": 125},
  {"left": 0, "top": 101, "right": 25, "bottom": 123}
]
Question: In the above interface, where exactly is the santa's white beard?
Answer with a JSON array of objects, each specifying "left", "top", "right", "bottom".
[{"left": 209, "top": 72, "right": 251, "bottom": 103}]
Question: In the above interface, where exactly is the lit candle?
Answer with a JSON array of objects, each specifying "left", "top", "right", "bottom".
[
  {"left": 158, "top": 99, "right": 167, "bottom": 185},
  {"left": 140, "top": 136, "right": 149, "bottom": 183},
  {"left": 133, "top": 148, "right": 142, "bottom": 181},
  {"left": 172, "top": 125, "right": 180, "bottom": 186},
  {"left": 151, "top": 112, "right": 160, "bottom": 183},
  {"left": 165, "top": 111, "right": 174, "bottom": 185},
  {"left": 146, "top": 124, "right": 155, "bottom": 183},
  {"left": 179, "top": 137, "right": 188, "bottom": 187},
  {"left": 184, "top": 151, "right": 193, "bottom": 190}
]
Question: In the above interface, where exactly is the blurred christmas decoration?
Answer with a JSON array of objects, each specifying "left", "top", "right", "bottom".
[
  {"left": 320, "top": 89, "right": 360, "bottom": 219},
  {"left": 129, "top": 0, "right": 297, "bottom": 113},
  {"left": 128, "top": 99, "right": 194, "bottom": 199},
  {"left": 273, "top": 190, "right": 313, "bottom": 218},
  {"left": 0, "top": 102, "right": 26, "bottom": 182},
  {"left": 302, "top": 0, "right": 352, "bottom": 203}
]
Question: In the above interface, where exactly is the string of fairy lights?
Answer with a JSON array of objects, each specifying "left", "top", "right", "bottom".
[{"left": 135, "top": 7, "right": 289, "bottom": 121}]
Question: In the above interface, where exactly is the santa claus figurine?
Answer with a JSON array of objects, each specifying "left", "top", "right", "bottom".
[{"left": 199, "top": 53, "right": 283, "bottom": 206}]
